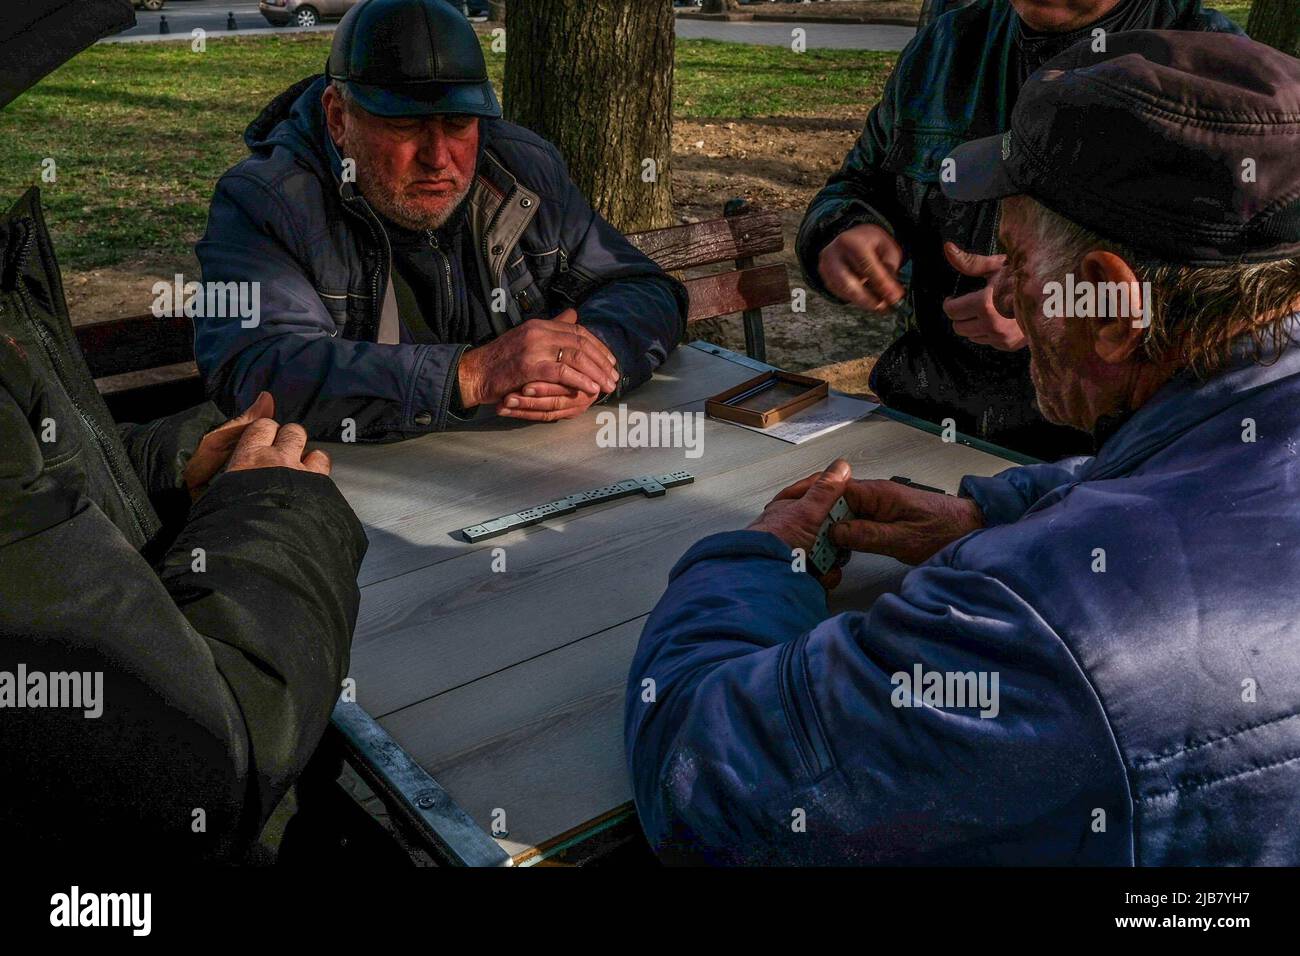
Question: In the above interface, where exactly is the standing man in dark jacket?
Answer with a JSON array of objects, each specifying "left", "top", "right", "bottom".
[
  {"left": 797, "top": 0, "right": 1240, "bottom": 459},
  {"left": 1, "top": 189, "right": 367, "bottom": 860},
  {"left": 196, "top": 0, "right": 687, "bottom": 442}
]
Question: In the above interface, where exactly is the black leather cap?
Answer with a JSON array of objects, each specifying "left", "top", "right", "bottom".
[
  {"left": 943, "top": 31, "right": 1300, "bottom": 266},
  {"left": 327, "top": 0, "right": 501, "bottom": 118}
]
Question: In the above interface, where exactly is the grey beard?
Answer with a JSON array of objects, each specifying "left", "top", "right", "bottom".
[
  {"left": 336, "top": 131, "right": 472, "bottom": 231},
  {"left": 367, "top": 178, "right": 472, "bottom": 232}
]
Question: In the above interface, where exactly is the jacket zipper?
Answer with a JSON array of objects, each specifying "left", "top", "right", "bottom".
[
  {"left": 338, "top": 187, "right": 389, "bottom": 338},
  {"left": 777, "top": 635, "right": 835, "bottom": 779},
  {"left": 12, "top": 219, "right": 153, "bottom": 542},
  {"left": 425, "top": 229, "right": 454, "bottom": 323}
]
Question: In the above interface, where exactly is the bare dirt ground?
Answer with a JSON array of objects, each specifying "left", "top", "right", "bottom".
[
  {"left": 672, "top": 104, "right": 894, "bottom": 382},
  {"left": 62, "top": 104, "right": 891, "bottom": 387}
]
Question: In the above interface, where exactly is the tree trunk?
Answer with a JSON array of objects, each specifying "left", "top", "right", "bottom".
[
  {"left": 1249, "top": 0, "right": 1300, "bottom": 56},
  {"left": 503, "top": 0, "right": 675, "bottom": 232}
]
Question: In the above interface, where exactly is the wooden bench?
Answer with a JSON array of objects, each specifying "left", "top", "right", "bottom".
[
  {"left": 75, "top": 199, "right": 789, "bottom": 424},
  {"left": 71, "top": 198, "right": 790, "bottom": 866}
]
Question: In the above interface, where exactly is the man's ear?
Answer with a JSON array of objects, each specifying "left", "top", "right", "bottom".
[
  {"left": 1079, "top": 250, "right": 1145, "bottom": 365},
  {"left": 322, "top": 85, "right": 346, "bottom": 146}
]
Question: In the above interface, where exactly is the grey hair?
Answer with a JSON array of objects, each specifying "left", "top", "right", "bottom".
[{"left": 1009, "top": 195, "right": 1300, "bottom": 377}]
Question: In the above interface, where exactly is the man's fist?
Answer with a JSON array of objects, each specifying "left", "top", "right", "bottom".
[
  {"left": 748, "top": 459, "right": 853, "bottom": 589},
  {"left": 829, "top": 477, "right": 983, "bottom": 566},
  {"left": 225, "top": 418, "right": 331, "bottom": 476},
  {"left": 942, "top": 241, "right": 1025, "bottom": 351},
  {"left": 457, "top": 309, "right": 619, "bottom": 410},
  {"left": 817, "top": 224, "right": 905, "bottom": 313}
]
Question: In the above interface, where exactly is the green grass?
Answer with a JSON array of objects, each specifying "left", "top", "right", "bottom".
[
  {"left": 1203, "top": 0, "right": 1253, "bottom": 29},
  {"left": 675, "top": 40, "right": 895, "bottom": 118},
  {"left": 0, "top": 35, "right": 895, "bottom": 272},
  {"left": 6, "top": 0, "right": 1252, "bottom": 274}
]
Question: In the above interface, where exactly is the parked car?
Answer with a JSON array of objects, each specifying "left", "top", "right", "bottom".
[
  {"left": 260, "top": 0, "right": 486, "bottom": 27},
  {"left": 134, "top": 0, "right": 165, "bottom": 10},
  {"left": 259, "top": 0, "right": 358, "bottom": 28}
]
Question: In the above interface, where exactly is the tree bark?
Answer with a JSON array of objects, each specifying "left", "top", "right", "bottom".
[
  {"left": 1248, "top": 0, "right": 1300, "bottom": 56},
  {"left": 503, "top": 0, "right": 676, "bottom": 233}
]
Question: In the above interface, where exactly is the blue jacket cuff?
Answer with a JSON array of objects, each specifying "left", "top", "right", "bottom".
[
  {"left": 407, "top": 343, "right": 469, "bottom": 432},
  {"left": 670, "top": 529, "right": 799, "bottom": 579},
  {"left": 958, "top": 473, "right": 1028, "bottom": 527}
]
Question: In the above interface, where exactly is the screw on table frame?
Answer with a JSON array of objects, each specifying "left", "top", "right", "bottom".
[{"left": 330, "top": 700, "right": 511, "bottom": 867}]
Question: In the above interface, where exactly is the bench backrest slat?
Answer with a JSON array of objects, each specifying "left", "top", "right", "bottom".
[
  {"left": 75, "top": 312, "right": 194, "bottom": 380},
  {"left": 627, "top": 212, "right": 783, "bottom": 272},
  {"left": 683, "top": 263, "right": 789, "bottom": 324}
]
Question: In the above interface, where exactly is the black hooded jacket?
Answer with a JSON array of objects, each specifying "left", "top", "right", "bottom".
[{"left": 0, "top": 189, "right": 367, "bottom": 860}]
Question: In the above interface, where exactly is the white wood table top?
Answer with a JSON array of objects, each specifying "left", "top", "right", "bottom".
[{"left": 326, "top": 342, "right": 1021, "bottom": 862}]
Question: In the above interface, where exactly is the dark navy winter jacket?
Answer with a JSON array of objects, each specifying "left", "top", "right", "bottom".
[
  {"left": 195, "top": 76, "right": 686, "bottom": 441},
  {"left": 627, "top": 321, "right": 1300, "bottom": 865}
]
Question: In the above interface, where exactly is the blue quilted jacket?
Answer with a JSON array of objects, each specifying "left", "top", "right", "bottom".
[{"left": 628, "top": 320, "right": 1300, "bottom": 865}]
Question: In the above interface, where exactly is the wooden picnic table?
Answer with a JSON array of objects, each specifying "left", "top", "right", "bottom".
[{"left": 325, "top": 341, "right": 1026, "bottom": 865}]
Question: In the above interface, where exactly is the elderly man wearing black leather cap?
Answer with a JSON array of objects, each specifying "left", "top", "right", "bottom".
[{"left": 195, "top": 0, "right": 687, "bottom": 441}]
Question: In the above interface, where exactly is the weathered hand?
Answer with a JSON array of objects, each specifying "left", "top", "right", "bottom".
[
  {"left": 496, "top": 380, "right": 599, "bottom": 422},
  {"left": 183, "top": 390, "right": 275, "bottom": 501},
  {"left": 224, "top": 417, "right": 331, "bottom": 477},
  {"left": 817, "top": 223, "right": 906, "bottom": 313},
  {"left": 457, "top": 309, "right": 619, "bottom": 408},
  {"left": 748, "top": 459, "right": 853, "bottom": 587},
  {"left": 829, "top": 477, "right": 984, "bottom": 565},
  {"left": 942, "top": 241, "right": 1025, "bottom": 351}
]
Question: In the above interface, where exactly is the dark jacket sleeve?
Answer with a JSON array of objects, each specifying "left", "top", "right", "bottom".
[
  {"left": 538, "top": 143, "right": 688, "bottom": 397},
  {"left": 795, "top": 40, "right": 916, "bottom": 303},
  {"left": 0, "top": 372, "right": 366, "bottom": 859},
  {"left": 117, "top": 400, "right": 228, "bottom": 533},
  {"left": 794, "top": 3, "right": 1244, "bottom": 304},
  {"left": 196, "top": 171, "right": 465, "bottom": 441},
  {"left": 625, "top": 530, "right": 1133, "bottom": 865}
]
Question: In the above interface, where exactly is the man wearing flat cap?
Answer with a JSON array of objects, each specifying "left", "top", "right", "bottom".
[
  {"left": 196, "top": 0, "right": 686, "bottom": 440},
  {"left": 628, "top": 31, "right": 1300, "bottom": 865}
]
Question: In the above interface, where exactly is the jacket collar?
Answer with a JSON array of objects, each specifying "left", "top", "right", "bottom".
[
  {"left": 1014, "top": 0, "right": 1150, "bottom": 75},
  {"left": 1012, "top": 0, "right": 1222, "bottom": 77},
  {"left": 1086, "top": 314, "right": 1300, "bottom": 480}
]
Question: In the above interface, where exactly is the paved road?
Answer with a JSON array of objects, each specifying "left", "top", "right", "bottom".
[
  {"left": 675, "top": 18, "right": 914, "bottom": 50},
  {"left": 110, "top": 0, "right": 915, "bottom": 50},
  {"left": 111, "top": 0, "right": 474, "bottom": 40}
]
